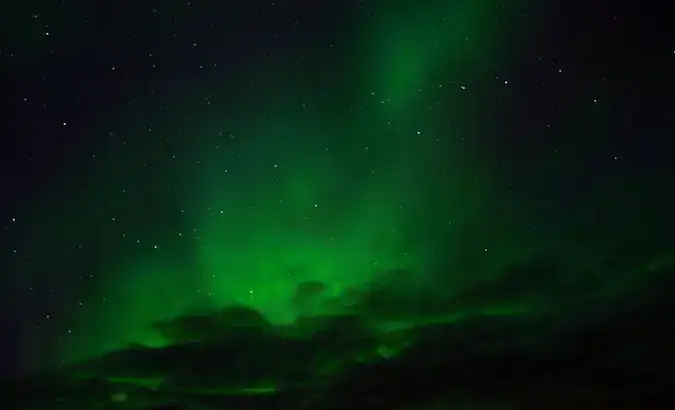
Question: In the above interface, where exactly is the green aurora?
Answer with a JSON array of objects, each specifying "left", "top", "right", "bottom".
[
  {"left": 56, "top": 0, "right": 511, "bottom": 364},
  {"left": 9, "top": 0, "right": 674, "bottom": 384}
]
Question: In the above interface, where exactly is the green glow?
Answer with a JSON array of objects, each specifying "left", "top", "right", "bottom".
[
  {"left": 52, "top": 0, "right": 527, "bottom": 365},
  {"left": 14, "top": 5, "right": 673, "bottom": 401},
  {"left": 361, "top": 0, "right": 509, "bottom": 117},
  {"left": 6, "top": 2, "right": 674, "bottom": 409}
]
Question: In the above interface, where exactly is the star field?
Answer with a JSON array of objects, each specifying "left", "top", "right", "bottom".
[{"left": 1, "top": 0, "right": 674, "bottom": 386}]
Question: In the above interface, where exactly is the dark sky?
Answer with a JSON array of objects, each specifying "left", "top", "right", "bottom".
[{"left": 1, "top": 0, "right": 674, "bottom": 381}]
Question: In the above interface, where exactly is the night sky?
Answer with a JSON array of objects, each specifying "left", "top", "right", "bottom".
[{"left": 1, "top": 0, "right": 674, "bottom": 394}]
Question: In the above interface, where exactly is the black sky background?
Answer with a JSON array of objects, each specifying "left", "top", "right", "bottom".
[{"left": 1, "top": 0, "right": 674, "bottom": 383}]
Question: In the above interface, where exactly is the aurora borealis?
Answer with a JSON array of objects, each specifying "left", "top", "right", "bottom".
[{"left": 2, "top": 0, "right": 675, "bottom": 408}]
